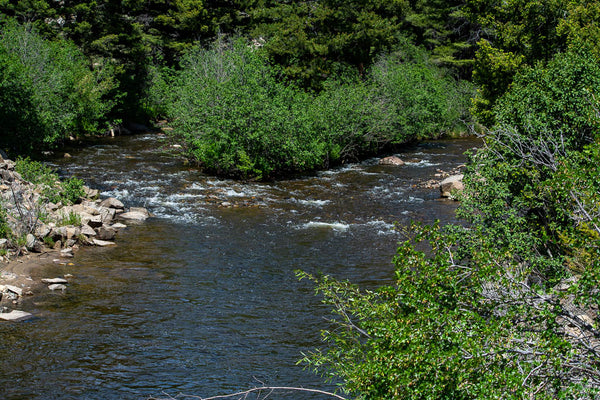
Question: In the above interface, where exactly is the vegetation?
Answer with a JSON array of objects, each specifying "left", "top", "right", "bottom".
[
  {"left": 1, "top": 1, "right": 600, "bottom": 398},
  {"left": 0, "top": 21, "right": 113, "bottom": 154},
  {"left": 159, "top": 37, "right": 471, "bottom": 180},
  {"left": 15, "top": 157, "right": 85, "bottom": 205},
  {"left": 300, "top": 47, "right": 600, "bottom": 399}
]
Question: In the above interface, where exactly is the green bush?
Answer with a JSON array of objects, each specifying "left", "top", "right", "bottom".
[
  {"left": 15, "top": 157, "right": 84, "bottom": 205},
  {"left": 0, "top": 20, "right": 113, "bottom": 153},
  {"left": 158, "top": 37, "right": 472, "bottom": 179},
  {"left": 301, "top": 48, "right": 600, "bottom": 399}
]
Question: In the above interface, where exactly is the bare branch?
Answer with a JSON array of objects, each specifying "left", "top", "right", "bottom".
[{"left": 148, "top": 386, "right": 349, "bottom": 400}]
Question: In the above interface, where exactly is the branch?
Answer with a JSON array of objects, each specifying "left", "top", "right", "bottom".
[{"left": 148, "top": 386, "right": 349, "bottom": 400}]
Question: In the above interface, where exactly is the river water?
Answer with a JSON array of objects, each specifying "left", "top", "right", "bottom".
[{"left": 0, "top": 133, "right": 476, "bottom": 399}]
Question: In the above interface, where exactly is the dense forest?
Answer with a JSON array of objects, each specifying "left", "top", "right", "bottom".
[{"left": 1, "top": 0, "right": 600, "bottom": 398}]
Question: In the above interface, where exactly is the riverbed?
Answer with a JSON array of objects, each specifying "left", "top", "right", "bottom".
[{"left": 0, "top": 133, "right": 477, "bottom": 399}]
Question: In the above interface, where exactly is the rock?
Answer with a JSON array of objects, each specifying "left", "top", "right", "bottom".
[
  {"left": 118, "top": 208, "right": 149, "bottom": 221},
  {"left": 35, "top": 223, "right": 51, "bottom": 239},
  {"left": 87, "top": 215, "right": 103, "bottom": 228},
  {"left": 48, "top": 284, "right": 67, "bottom": 291},
  {"left": 42, "top": 278, "right": 68, "bottom": 284},
  {"left": 379, "top": 156, "right": 405, "bottom": 166},
  {"left": 96, "top": 226, "right": 116, "bottom": 241},
  {"left": 0, "top": 238, "right": 7, "bottom": 249},
  {"left": 93, "top": 239, "right": 115, "bottom": 247},
  {"left": 440, "top": 174, "right": 464, "bottom": 198},
  {"left": 0, "top": 169, "right": 15, "bottom": 182},
  {"left": 81, "top": 224, "right": 96, "bottom": 237},
  {"left": 82, "top": 185, "right": 99, "bottom": 199},
  {"left": 111, "top": 222, "right": 127, "bottom": 229},
  {"left": 64, "top": 153, "right": 72, "bottom": 158},
  {"left": 60, "top": 248, "right": 74, "bottom": 258},
  {"left": 25, "top": 233, "right": 36, "bottom": 250},
  {"left": 99, "top": 206, "right": 116, "bottom": 224},
  {"left": 4, "top": 285, "right": 23, "bottom": 296},
  {"left": 0, "top": 310, "right": 33, "bottom": 321},
  {"left": 100, "top": 197, "right": 124, "bottom": 209}
]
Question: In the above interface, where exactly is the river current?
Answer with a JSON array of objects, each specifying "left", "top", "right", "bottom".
[{"left": 0, "top": 133, "right": 476, "bottom": 399}]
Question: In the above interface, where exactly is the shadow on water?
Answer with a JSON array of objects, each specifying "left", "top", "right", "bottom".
[{"left": 0, "top": 134, "right": 479, "bottom": 399}]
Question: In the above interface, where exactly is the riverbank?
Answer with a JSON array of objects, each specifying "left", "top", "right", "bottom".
[{"left": 0, "top": 155, "right": 150, "bottom": 320}]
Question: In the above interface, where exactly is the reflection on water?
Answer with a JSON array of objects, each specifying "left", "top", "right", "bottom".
[{"left": 0, "top": 134, "right": 477, "bottom": 399}]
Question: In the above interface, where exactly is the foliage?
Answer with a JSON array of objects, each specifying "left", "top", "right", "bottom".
[
  {"left": 159, "top": 37, "right": 472, "bottom": 179},
  {"left": 15, "top": 157, "right": 84, "bottom": 205},
  {"left": 300, "top": 48, "right": 600, "bottom": 399},
  {"left": 403, "top": 0, "right": 478, "bottom": 77},
  {"left": 58, "top": 211, "right": 82, "bottom": 227},
  {"left": 0, "top": 203, "right": 10, "bottom": 239},
  {"left": 0, "top": 20, "right": 112, "bottom": 153}
]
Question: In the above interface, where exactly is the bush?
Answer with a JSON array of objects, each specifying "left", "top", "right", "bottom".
[
  {"left": 0, "top": 20, "right": 113, "bottom": 153},
  {"left": 158, "top": 37, "right": 473, "bottom": 179},
  {"left": 15, "top": 157, "right": 84, "bottom": 205},
  {"left": 301, "top": 48, "right": 600, "bottom": 399}
]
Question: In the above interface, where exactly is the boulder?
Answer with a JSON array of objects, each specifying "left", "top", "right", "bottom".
[
  {"left": 440, "top": 174, "right": 464, "bottom": 198},
  {"left": 379, "top": 156, "right": 405, "bottom": 166},
  {"left": 100, "top": 197, "right": 124, "bottom": 209},
  {"left": 118, "top": 207, "right": 149, "bottom": 221},
  {"left": 48, "top": 284, "right": 67, "bottom": 291},
  {"left": 96, "top": 226, "right": 116, "bottom": 241},
  {"left": 99, "top": 206, "right": 116, "bottom": 224},
  {"left": 87, "top": 215, "right": 103, "bottom": 228},
  {"left": 81, "top": 224, "right": 96, "bottom": 237},
  {"left": 25, "top": 234, "right": 36, "bottom": 250},
  {"left": 0, "top": 310, "right": 33, "bottom": 321}
]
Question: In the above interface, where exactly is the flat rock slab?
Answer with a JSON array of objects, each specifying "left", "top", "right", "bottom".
[
  {"left": 0, "top": 310, "right": 33, "bottom": 321},
  {"left": 42, "top": 278, "right": 68, "bottom": 284},
  {"left": 48, "top": 284, "right": 67, "bottom": 291},
  {"left": 93, "top": 239, "right": 115, "bottom": 247},
  {"left": 118, "top": 211, "right": 148, "bottom": 221}
]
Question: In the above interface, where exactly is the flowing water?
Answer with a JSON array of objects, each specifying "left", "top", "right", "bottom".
[{"left": 0, "top": 133, "right": 477, "bottom": 399}]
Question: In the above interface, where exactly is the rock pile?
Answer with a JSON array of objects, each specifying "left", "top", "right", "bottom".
[{"left": 0, "top": 155, "right": 149, "bottom": 260}]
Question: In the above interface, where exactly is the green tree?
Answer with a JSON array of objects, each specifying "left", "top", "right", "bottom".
[{"left": 0, "top": 21, "right": 112, "bottom": 153}]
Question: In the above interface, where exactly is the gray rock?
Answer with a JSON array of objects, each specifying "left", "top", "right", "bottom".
[
  {"left": 96, "top": 226, "right": 116, "bottom": 241},
  {"left": 87, "top": 215, "right": 103, "bottom": 228},
  {"left": 99, "top": 206, "right": 116, "bottom": 224},
  {"left": 0, "top": 310, "right": 33, "bottom": 321},
  {"left": 379, "top": 156, "right": 405, "bottom": 166},
  {"left": 93, "top": 239, "right": 115, "bottom": 246},
  {"left": 48, "top": 284, "right": 67, "bottom": 291},
  {"left": 42, "top": 278, "right": 68, "bottom": 284},
  {"left": 440, "top": 174, "right": 464, "bottom": 198},
  {"left": 81, "top": 224, "right": 96, "bottom": 237},
  {"left": 100, "top": 197, "right": 124, "bottom": 209},
  {"left": 118, "top": 208, "right": 149, "bottom": 221},
  {"left": 0, "top": 238, "right": 7, "bottom": 249},
  {"left": 25, "top": 234, "right": 36, "bottom": 250},
  {"left": 111, "top": 222, "right": 127, "bottom": 229},
  {"left": 35, "top": 223, "right": 51, "bottom": 239}
]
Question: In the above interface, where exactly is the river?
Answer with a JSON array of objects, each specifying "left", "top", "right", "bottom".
[{"left": 0, "top": 133, "right": 477, "bottom": 399}]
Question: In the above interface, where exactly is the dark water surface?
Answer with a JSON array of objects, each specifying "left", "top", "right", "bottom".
[{"left": 0, "top": 134, "right": 477, "bottom": 399}]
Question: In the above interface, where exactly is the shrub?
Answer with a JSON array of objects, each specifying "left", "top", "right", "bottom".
[
  {"left": 159, "top": 37, "right": 473, "bottom": 179},
  {"left": 15, "top": 157, "right": 84, "bottom": 205}
]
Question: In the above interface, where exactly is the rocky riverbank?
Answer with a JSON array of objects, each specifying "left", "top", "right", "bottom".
[{"left": 0, "top": 155, "right": 149, "bottom": 320}]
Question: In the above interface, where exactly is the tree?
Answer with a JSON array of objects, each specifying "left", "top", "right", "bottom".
[{"left": 0, "top": 20, "right": 113, "bottom": 154}]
